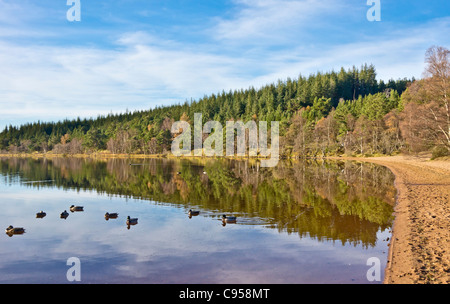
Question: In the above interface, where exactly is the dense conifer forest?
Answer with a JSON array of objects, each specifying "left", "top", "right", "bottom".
[{"left": 1, "top": 46, "right": 449, "bottom": 159}]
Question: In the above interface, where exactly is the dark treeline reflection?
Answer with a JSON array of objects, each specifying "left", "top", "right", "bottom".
[{"left": 0, "top": 157, "right": 395, "bottom": 247}]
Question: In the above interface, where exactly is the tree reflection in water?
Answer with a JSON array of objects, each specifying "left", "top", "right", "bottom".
[{"left": 0, "top": 157, "right": 395, "bottom": 248}]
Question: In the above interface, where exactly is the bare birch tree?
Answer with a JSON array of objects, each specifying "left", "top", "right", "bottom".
[{"left": 423, "top": 46, "right": 450, "bottom": 148}]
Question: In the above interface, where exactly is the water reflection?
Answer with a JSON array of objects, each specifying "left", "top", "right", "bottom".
[
  {"left": 0, "top": 157, "right": 397, "bottom": 283},
  {"left": 0, "top": 157, "right": 395, "bottom": 247}
]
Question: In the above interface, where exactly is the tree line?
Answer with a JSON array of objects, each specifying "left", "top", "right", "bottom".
[{"left": 1, "top": 46, "right": 449, "bottom": 158}]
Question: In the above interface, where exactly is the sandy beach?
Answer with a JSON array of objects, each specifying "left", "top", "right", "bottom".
[{"left": 353, "top": 155, "right": 450, "bottom": 284}]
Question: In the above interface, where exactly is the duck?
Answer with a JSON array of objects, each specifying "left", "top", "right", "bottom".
[
  {"left": 5, "top": 225, "right": 25, "bottom": 234},
  {"left": 188, "top": 209, "right": 200, "bottom": 218},
  {"left": 36, "top": 211, "right": 46, "bottom": 218},
  {"left": 126, "top": 216, "right": 138, "bottom": 225},
  {"left": 222, "top": 214, "right": 237, "bottom": 223},
  {"left": 70, "top": 205, "right": 84, "bottom": 212},
  {"left": 105, "top": 212, "right": 119, "bottom": 220},
  {"left": 60, "top": 210, "right": 69, "bottom": 219}
]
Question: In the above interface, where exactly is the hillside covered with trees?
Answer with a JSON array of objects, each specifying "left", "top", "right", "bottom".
[{"left": 1, "top": 46, "right": 449, "bottom": 159}]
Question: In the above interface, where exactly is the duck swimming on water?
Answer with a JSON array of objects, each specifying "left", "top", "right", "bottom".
[
  {"left": 5, "top": 225, "right": 25, "bottom": 235},
  {"left": 70, "top": 205, "right": 84, "bottom": 212},
  {"left": 126, "top": 216, "right": 138, "bottom": 230},
  {"left": 60, "top": 210, "right": 69, "bottom": 219},
  {"left": 36, "top": 211, "right": 46, "bottom": 218},
  {"left": 188, "top": 209, "right": 200, "bottom": 218},
  {"left": 222, "top": 214, "right": 237, "bottom": 223},
  {"left": 188, "top": 209, "right": 200, "bottom": 216},
  {"left": 105, "top": 212, "right": 119, "bottom": 220},
  {"left": 126, "top": 216, "right": 138, "bottom": 225}
]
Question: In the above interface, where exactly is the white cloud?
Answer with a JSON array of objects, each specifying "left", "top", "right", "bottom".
[
  {"left": 210, "top": 0, "right": 351, "bottom": 45},
  {"left": 1, "top": 1, "right": 449, "bottom": 130},
  {"left": 233, "top": 16, "right": 450, "bottom": 85},
  {"left": 0, "top": 33, "right": 252, "bottom": 128}
]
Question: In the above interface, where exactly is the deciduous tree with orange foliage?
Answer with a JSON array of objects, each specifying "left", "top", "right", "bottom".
[{"left": 400, "top": 46, "right": 450, "bottom": 153}]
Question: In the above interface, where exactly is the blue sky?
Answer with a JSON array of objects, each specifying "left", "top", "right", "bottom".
[{"left": 0, "top": 0, "right": 449, "bottom": 130}]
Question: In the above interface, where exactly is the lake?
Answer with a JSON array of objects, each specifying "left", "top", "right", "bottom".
[{"left": 0, "top": 157, "right": 395, "bottom": 284}]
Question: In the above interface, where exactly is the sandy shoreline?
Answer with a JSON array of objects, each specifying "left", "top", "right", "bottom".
[{"left": 344, "top": 155, "right": 450, "bottom": 284}]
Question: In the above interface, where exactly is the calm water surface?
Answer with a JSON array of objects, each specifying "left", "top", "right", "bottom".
[{"left": 0, "top": 157, "right": 395, "bottom": 283}]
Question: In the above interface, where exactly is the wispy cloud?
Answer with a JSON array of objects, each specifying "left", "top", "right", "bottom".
[
  {"left": 0, "top": 1, "right": 449, "bottom": 130},
  {"left": 0, "top": 33, "right": 252, "bottom": 127},
  {"left": 210, "top": 0, "right": 352, "bottom": 45}
]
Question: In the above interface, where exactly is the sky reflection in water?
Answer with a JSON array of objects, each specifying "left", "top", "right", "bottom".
[{"left": 0, "top": 157, "right": 395, "bottom": 283}]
